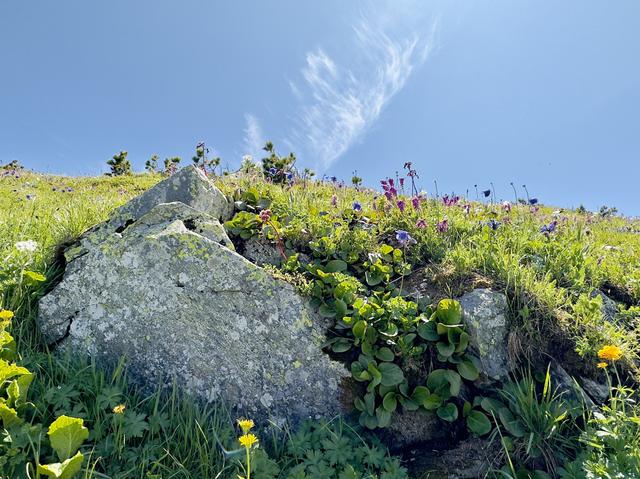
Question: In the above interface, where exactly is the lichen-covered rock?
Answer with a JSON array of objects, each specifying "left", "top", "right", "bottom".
[
  {"left": 113, "top": 165, "right": 233, "bottom": 229},
  {"left": 459, "top": 289, "right": 510, "bottom": 381},
  {"left": 242, "top": 236, "right": 283, "bottom": 267},
  {"left": 38, "top": 200, "right": 349, "bottom": 427},
  {"left": 66, "top": 166, "right": 234, "bottom": 263}
]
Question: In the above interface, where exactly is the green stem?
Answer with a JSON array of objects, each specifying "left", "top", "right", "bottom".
[{"left": 246, "top": 446, "right": 251, "bottom": 479}]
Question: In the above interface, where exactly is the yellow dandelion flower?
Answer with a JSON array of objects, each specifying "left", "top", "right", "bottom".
[
  {"left": 598, "top": 345, "right": 623, "bottom": 362},
  {"left": 237, "top": 419, "right": 254, "bottom": 434},
  {"left": 239, "top": 433, "right": 258, "bottom": 448},
  {"left": 113, "top": 404, "right": 126, "bottom": 414},
  {"left": 0, "top": 310, "right": 14, "bottom": 320},
  {"left": 597, "top": 362, "right": 608, "bottom": 369}
]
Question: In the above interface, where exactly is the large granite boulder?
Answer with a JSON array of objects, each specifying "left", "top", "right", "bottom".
[
  {"left": 459, "top": 288, "right": 510, "bottom": 381},
  {"left": 38, "top": 169, "right": 349, "bottom": 427}
]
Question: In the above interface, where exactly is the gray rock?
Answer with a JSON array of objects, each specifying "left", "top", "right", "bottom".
[
  {"left": 552, "top": 364, "right": 596, "bottom": 410},
  {"left": 385, "top": 409, "right": 446, "bottom": 448},
  {"left": 459, "top": 289, "right": 510, "bottom": 381},
  {"left": 242, "top": 236, "right": 283, "bottom": 267},
  {"left": 112, "top": 165, "right": 234, "bottom": 229},
  {"left": 592, "top": 291, "right": 619, "bottom": 323},
  {"left": 581, "top": 376, "right": 609, "bottom": 404},
  {"left": 39, "top": 200, "right": 349, "bottom": 427},
  {"left": 408, "top": 437, "right": 491, "bottom": 478},
  {"left": 65, "top": 166, "right": 234, "bottom": 263}
]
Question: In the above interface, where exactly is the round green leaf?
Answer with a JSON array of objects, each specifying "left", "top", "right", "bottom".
[
  {"left": 436, "top": 403, "right": 459, "bottom": 422},
  {"left": 436, "top": 299, "right": 462, "bottom": 325},
  {"left": 331, "top": 338, "right": 352, "bottom": 353},
  {"left": 436, "top": 341, "right": 455, "bottom": 357},
  {"left": 383, "top": 392, "right": 398, "bottom": 412},
  {"left": 457, "top": 359, "right": 480, "bottom": 381},
  {"left": 417, "top": 321, "right": 439, "bottom": 341},
  {"left": 378, "top": 362, "right": 405, "bottom": 387},
  {"left": 325, "top": 259, "right": 348, "bottom": 273},
  {"left": 352, "top": 320, "right": 367, "bottom": 339},
  {"left": 411, "top": 386, "right": 430, "bottom": 405},
  {"left": 466, "top": 410, "right": 492, "bottom": 436},
  {"left": 376, "top": 407, "right": 392, "bottom": 428},
  {"left": 423, "top": 394, "right": 443, "bottom": 411},
  {"left": 375, "top": 347, "right": 395, "bottom": 362}
]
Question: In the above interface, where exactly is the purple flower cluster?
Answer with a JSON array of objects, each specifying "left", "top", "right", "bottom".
[
  {"left": 381, "top": 178, "right": 398, "bottom": 201},
  {"left": 540, "top": 220, "right": 558, "bottom": 236},
  {"left": 442, "top": 194, "right": 460, "bottom": 207},
  {"left": 437, "top": 219, "right": 449, "bottom": 233}
]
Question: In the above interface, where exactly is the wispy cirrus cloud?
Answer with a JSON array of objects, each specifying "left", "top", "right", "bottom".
[
  {"left": 287, "top": 12, "right": 440, "bottom": 170},
  {"left": 243, "top": 113, "right": 266, "bottom": 159}
]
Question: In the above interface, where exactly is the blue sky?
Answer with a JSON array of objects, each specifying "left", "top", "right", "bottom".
[{"left": 1, "top": 1, "right": 639, "bottom": 214}]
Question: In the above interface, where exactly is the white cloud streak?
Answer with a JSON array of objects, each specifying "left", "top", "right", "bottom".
[
  {"left": 288, "top": 14, "right": 440, "bottom": 170},
  {"left": 243, "top": 113, "right": 266, "bottom": 159}
]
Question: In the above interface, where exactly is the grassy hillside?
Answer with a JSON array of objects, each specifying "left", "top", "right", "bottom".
[{"left": 1, "top": 164, "right": 639, "bottom": 478}]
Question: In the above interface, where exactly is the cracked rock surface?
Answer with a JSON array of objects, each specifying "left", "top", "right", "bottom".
[{"left": 38, "top": 167, "right": 349, "bottom": 426}]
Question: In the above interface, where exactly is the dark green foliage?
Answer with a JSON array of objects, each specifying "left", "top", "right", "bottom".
[
  {"left": 239, "top": 419, "right": 408, "bottom": 479},
  {"left": 106, "top": 151, "right": 132, "bottom": 176},
  {"left": 163, "top": 156, "right": 181, "bottom": 176},
  {"left": 145, "top": 154, "right": 158, "bottom": 173},
  {"left": 261, "top": 141, "right": 296, "bottom": 184},
  {"left": 192, "top": 142, "right": 221, "bottom": 175}
]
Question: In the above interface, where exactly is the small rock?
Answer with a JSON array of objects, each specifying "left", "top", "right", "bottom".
[
  {"left": 458, "top": 289, "right": 510, "bottom": 381},
  {"left": 384, "top": 409, "right": 446, "bottom": 448},
  {"left": 408, "top": 437, "right": 491, "bottom": 478}
]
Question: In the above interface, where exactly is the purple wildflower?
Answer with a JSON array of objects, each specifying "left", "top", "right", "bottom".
[
  {"left": 529, "top": 198, "right": 539, "bottom": 205},
  {"left": 331, "top": 195, "right": 337, "bottom": 207},
  {"left": 411, "top": 196, "right": 420, "bottom": 209},
  {"left": 442, "top": 195, "right": 461, "bottom": 207},
  {"left": 436, "top": 219, "right": 449, "bottom": 233},
  {"left": 487, "top": 219, "right": 501, "bottom": 230},
  {"left": 395, "top": 230, "right": 414, "bottom": 247},
  {"left": 352, "top": 201, "right": 362, "bottom": 212},
  {"left": 268, "top": 167, "right": 277, "bottom": 176},
  {"left": 502, "top": 201, "right": 512, "bottom": 213},
  {"left": 396, "top": 200, "right": 406, "bottom": 213},
  {"left": 540, "top": 220, "right": 558, "bottom": 236},
  {"left": 416, "top": 219, "right": 427, "bottom": 229}
]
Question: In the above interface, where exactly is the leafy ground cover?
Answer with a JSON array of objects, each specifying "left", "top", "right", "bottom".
[{"left": 1, "top": 155, "right": 639, "bottom": 478}]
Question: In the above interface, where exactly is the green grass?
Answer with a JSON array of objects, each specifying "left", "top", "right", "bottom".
[{"left": 1, "top": 166, "right": 639, "bottom": 478}]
